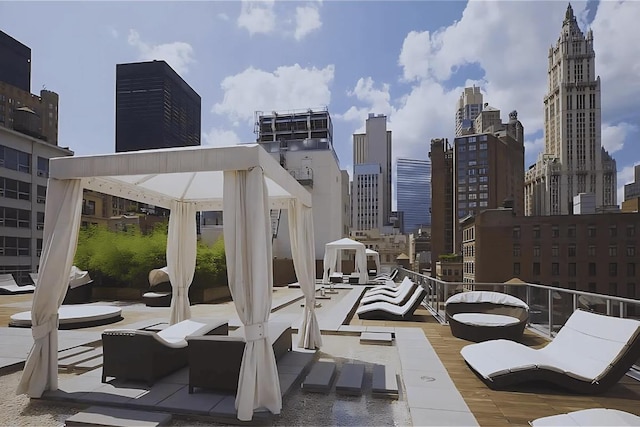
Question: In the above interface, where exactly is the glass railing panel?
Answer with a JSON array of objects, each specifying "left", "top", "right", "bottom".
[
  {"left": 526, "top": 286, "right": 551, "bottom": 335},
  {"left": 551, "top": 290, "right": 574, "bottom": 334}
]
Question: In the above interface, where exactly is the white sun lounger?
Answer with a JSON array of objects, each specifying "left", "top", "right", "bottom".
[
  {"left": 530, "top": 408, "right": 640, "bottom": 426},
  {"left": 0, "top": 274, "right": 35, "bottom": 295},
  {"left": 365, "top": 276, "right": 413, "bottom": 298},
  {"left": 361, "top": 278, "right": 417, "bottom": 305},
  {"left": 357, "top": 286, "right": 427, "bottom": 321}
]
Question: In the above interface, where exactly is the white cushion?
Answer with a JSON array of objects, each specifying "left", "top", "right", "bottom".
[
  {"left": 365, "top": 277, "right": 412, "bottom": 297},
  {"left": 357, "top": 286, "right": 424, "bottom": 317},
  {"left": 143, "top": 291, "right": 171, "bottom": 298},
  {"left": 157, "top": 319, "right": 220, "bottom": 345},
  {"left": 460, "top": 339, "right": 541, "bottom": 379},
  {"left": 446, "top": 291, "right": 529, "bottom": 310},
  {"left": 452, "top": 313, "right": 520, "bottom": 327},
  {"left": 531, "top": 409, "right": 640, "bottom": 426}
]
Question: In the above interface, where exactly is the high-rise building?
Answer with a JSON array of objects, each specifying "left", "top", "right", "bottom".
[
  {"left": 0, "top": 30, "right": 30, "bottom": 93},
  {"left": 429, "top": 138, "right": 454, "bottom": 272},
  {"left": 524, "top": 4, "right": 617, "bottom": 215},
  {"left": 253, "top": 108, "right": 348, "bottom": 259},
  {"left": 115, "top": 60, "right": 201, "bottom": 152},
  {"left": 0, "top": 31, "right": 59, "bottom": 146},
  {"left": 352, "top": 114, "right": 392, "bottom": 230},
  {"left": 397, "top": 158, "right": 431, "bottom": 234},
  {"left": 455, "top": 86, "right": 483, "bottom": 136},
  {"left": 624, "top": 165, "right": 640, "bottom": 201}
]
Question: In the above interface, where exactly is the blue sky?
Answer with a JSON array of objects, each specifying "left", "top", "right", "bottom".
[{"left": 1, "top": 0, "right": 639, "bottom": 206}]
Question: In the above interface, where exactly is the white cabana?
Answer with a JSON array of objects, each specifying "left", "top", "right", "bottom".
[
  {"left": 16, "top": 144, "right": 316, "bottom": 422},
  {"left": 365, "top": 248, "right": 380, "bottom": 275},
  {"left": 322, "top": 238, "right": 368, "bottom": 284}
]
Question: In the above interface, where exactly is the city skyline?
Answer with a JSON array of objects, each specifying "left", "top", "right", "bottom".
[{"left": 1, "top": 1, "right": 639, "bottom": 205}]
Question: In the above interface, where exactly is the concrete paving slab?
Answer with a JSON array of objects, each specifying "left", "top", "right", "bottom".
[
  {"left": 405, "top": 385, "right": 469, "bottom": 412},
  {"left": 335, "top": 363, "right": 365, "bottom": 396},
  {"left": 64, "top": 406, "right": 171, "bottom": 427},
  {"left": 209, "top": 395, "right": 272, "bottom": 424},
  {"left": 409, "top": 407, "right": 478, "bottom": 426},
  {"left": 371, "top": 364, "right": 399, "bottom": 398},
  {"left": 59, "top": 348, "right": 103, "bottom": 366},
  {"left": 131, "top": 383, "right": 184, "bottom": 407},
  {"left": 155, "top": 386, "right": 224, "bottom": 415},
  {"left": 58, "top": 346, "right": 94, "bottom": 360},
  {"left": 279, "top": 372, "right": 299, "bottom": 396},
  {"left": 365, "top": 326, "right": 395, "bottom": 334},
  {"left": 401, "top": 368, "right": 456, "bottom": 389},
  {"left": 76, "top": 356, "right": 103, "bottom": 370},
  {"left": 360, "top": 332, "right": 393, "bottom": 345},
  {"left": 336, "top": 325, "right": 366, "bottom": 334},
  {"left": 302, "top": 361, "right": 336, "bottom": 393}
]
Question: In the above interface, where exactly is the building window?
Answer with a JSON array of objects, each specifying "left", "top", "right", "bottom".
[
  {"left": 533, "top": 246, "right": 540, "bottom": 257},
  {"left": 627, "top": 246, "right": 636, "bottom": 257},
  {"left": 609, "top": 245, "right": 617, "bottom": 256},
  {"left": 513, "top": 262, "right": 521, "bottom": 275},
  {"left": 37, "top": 157, "right": 49, "bottom": 178},
  {"left": 567, "top": 225, "right": 576, "bottom": 238},
  {"left": 609, "top": 225, "right": 617, "bottom": 238},
  {"left": 552, "top": 263, "right": 560, "bottom": 276},
  {"left": 588, "top": 263, "right": 596, "bottom": 276},
  {"left": 609, "top": 283, "right": 618, "bottom": 296},
  {"left": 551, "top": 225, "right": 559, "bottom": 238},
  {"left": 628, "top": 263, "right": 636, "bottom": 277},
  {"left": 568, "top": 263, "right": 576, "bottom": 277},
  {"left": 628, "top": 283, "right": 636, "bottom": 298},
  {"left": 627, "top": 225, "right": 636, "bottom": 237},
  {"left": 513, "top": 244, "right": 521, "bottom": 257},
  {"left": 609, "top": 263, "right": 618, "bottom": 277},
  {"left": 568, "top": 245, "right": 576, "bottom": 257},
  {"left": 533, "top": 225, "right": 540, "bottom": 239},
  {"left": 512, "top": 226, "right": 521, "bottom": 239},
  {"left": 588, "top": 245, "right": 596, "bottom": 256},
  {"left": 552, "top": 245, "right": 559, "bottom": 257},
  {"left": 587, "top": 225, "right": 596, "bottom": 238},
  {"left": 0, "top": 145, "right": 31, "bottom": 174},
  {"left": 533, "top": 262, "right": 540, "bottom": 275}
]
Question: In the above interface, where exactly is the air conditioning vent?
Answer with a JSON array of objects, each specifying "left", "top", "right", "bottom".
[
  {"left": 36, "top": 224, "right": 44, "bottom": 230},
  {"left": 37, "top": 197, "right": 46, "bottom": 203}
]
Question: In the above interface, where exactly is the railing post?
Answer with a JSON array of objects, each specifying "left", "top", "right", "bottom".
[
  {"left": 572, "top": 294, "right": 577, "bottom": 313},
  {"left": 548, "top": 289, "right": 553, "bottom": 338},
  {"left": 606, "top": 299, "right": 611, "bottom": 316}
]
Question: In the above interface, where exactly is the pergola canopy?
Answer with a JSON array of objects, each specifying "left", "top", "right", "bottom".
[
  {"left": 365, "top": 248, "right": 381, "bottom": 274},
  {"left": 322, "top": 238, "right": 368, "bottom": 284},
  {"left": 17, "top": 144, "right": 319, "bottom": 422},
  {"left": 50, "top": 144, "right": 312, "bottom": 210}
]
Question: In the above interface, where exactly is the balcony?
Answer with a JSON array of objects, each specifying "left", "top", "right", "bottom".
[{"left": 289, "top": 167, "right": 313, "bottom": 188}]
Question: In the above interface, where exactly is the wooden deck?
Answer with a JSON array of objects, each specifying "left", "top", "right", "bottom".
[{"left": 350, "top": 307, "right": 640, "bottom": 426}]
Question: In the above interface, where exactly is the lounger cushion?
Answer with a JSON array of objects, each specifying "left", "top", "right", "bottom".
[
  {"left": 461, "top": 339, "right": 541, "bottom": 378},
  {"left": 143, "top": 291, "right": 171, "bottom": 298},
  {"left": 446, "top": 291, "right": 529, "bottom": 309},
  {"left": 365, "top": 277, "right": 412, "bottom": 297},
  {"left": 357, "top": 286, "right": 424, "bottom": 317},
  {"left": 531, "top": 408, "right": 640, "bottom": 426},
  {"left": 452, "top": 313, "right": 520, "bottom": 327}
]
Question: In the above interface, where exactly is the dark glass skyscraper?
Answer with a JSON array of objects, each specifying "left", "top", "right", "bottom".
[
  {"left": 115, "top": 60, "right": 201, "bottom": 152},
  {"left": 397, "top": 158, "right": 431, "bottom": 234},
  {"left": 0, "top": 30, "right": 31, "bottom": 92}
]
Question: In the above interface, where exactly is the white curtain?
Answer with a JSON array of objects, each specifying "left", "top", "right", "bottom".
[
  {"left": 167, "top": 200, "right": 197, "bottom": 325},
  {"left": 321, "top": 247, "right": 338, "bottom": 284},
  {"left": 355, "top": 248, "right": 368, "bottom": 284},
  {"left": 287, "top": 200, "right": 322, "bottom": 350},
  {"left": 223, "top": 168, "right": 281, "bottom": 421},
  {"left": 16, "top": 178, "right": 83, "bottom": 397}
]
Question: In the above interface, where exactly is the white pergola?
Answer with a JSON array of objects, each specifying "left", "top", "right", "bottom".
[
  {"left": 16, "top": 144, "right": 322, "bottom": 421},
  {"left": 322, "top": 237, "right": 368, "bottom": 284},
  {"left": 365, "top": 248, "right": 381, "bottom": 274}
]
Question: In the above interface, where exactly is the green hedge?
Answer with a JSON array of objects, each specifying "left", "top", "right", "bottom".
[{"left": 74, "top": 224, "right": 227, "bottom": 290}]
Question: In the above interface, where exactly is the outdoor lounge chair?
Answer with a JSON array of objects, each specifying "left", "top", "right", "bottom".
[
  {"left": 0, "top": 274, "right": 35, "bottom": 295},
  {"left": 29, "top": 266, "right": 94, "bottom": 304},
  {"left": 187, "top": 321, "right": 292, "bottom": 393},
  {"left": 364, "top": 276, "right": 413, "bottom": 298},
  {"left": 370, "top": 269, "right": 398, "bottom": 284},
  {"left": 102, "top": 318, "right": 228, "bottom": 385},
  {"left": 445, "top": 291, "right": 529, "bottom": 342},
  {"left": 460, "top": 309, "right": 640, "bottom": 394},
  {"left": 530, "top": 408, "right": 640, "bottom": 426},
  {"left": 360, "top": 278, "right": 417, "bottom": 305},
  {"left": 142, "top": 266, "right": 172, "bottom": 307},
  {"left": 356, "top": 286, "right": 427, "bottom": 321}
]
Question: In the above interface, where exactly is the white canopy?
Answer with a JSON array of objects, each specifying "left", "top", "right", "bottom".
[
  {"left": 365, "top": 248, "right": 380, "bottom": 274},
  {"left": 322, "top": 238, "right": 367, "bottom": 284},
  {"left": 16, "top": 144, "right": 319, "bottom": 422}
]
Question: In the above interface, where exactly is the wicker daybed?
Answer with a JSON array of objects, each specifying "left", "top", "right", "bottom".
[{"left": 445, "top": 291, "right": 529, "bottom": 342}]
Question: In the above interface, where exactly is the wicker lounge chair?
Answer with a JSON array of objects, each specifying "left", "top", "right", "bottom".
[
  {"left": 530, "top": 408, "right": 640, "bottom": 426},
  {"left": 445, "top": 291, "right": 529, "bottom": 342},
  {"left": 187, "top": 321, "right": 292, "bottom": 393},
  {"left": 356, "top": 286, "right": 427, "bottom": 321},
  {"left": 461, "top": 309, "right": 640, "bottom": 394},
  {"left": 102, "top": 318, "right": 228, "bottom": 385}
]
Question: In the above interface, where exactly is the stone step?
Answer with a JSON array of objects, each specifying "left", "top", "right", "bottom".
[
  {"left": 65, "top": 406, "right": 171, "bottom": 427},
  {"left": 58, "top": 346, "right": 94, "bottom": 360},
  {"left": 371, "top": 364, "right": 399, "bottom": 399},
  {"left": 302, "top": 361, "right": 336, "bottom": 393},
  {"left": 76, "top": 355, "right": 103, "bottom": 370},
  {"left": 59, "top": 348, "right": 103, "bottom": 367},
  {"left": 360, "top": 332, "right": 393, "bottom": 345},
  {"left": 335, "top": 363, "right": 365, "bottom": 396}
]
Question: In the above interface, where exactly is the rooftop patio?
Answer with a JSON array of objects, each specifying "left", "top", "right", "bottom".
[{"left": 1, "top": 278, "right": 639, "bottom": 426}]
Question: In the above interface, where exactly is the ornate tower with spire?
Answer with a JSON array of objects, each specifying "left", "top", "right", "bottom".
[{"left": 524, "top": 3, "right": 617, "bottom": 215}]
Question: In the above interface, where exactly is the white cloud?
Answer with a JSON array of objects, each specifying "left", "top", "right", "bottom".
[
  {"left": 213, "top": 64, "right": 335, "bottom": 124},
  {"left": 524, "top": 136, "right": 545, "bottom": 162},
  {"left": 602, "top": 122, "right": 637, "bottom": 154},
  {"left": 202, "top": 128, "right": 244, "bottom": 147},
  {"left": 294, "top": 5, "right": 322, "bottom": 41},
  {"left": 617, "top": 162, "right": 640, "bottom": 206},
  {"left": 217, "top": 13, "right": 230, "bottom": 21},
  {"left": 107, "top": 26, "right": 118, "bottom": 39},
  {"left": 237, "top": 0, "right": 276, "bottom": 36},
  {"left": 127, "top": 30, "right": 195, "bottom": 76},
  {"left": 398, "top": 31, "right": 432, "bottom": 82}
]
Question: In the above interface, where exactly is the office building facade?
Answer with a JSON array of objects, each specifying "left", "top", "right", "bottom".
[
  {"left": 397, "top": 158, "right": 431, "bottom": 234},
  {"left": 455, "top": 86, "right": 483, "bottom": 137},
  {"left": 524, "top": 4, "right": 617, "bottom": 215},
  {"left": 0, "top": 30, "right": 31, "bottom": 93},
  {"left": 352, "top": 114, "right": 392, "bottom": 229},
  {"left": 115, "top": 60, "right": 201, "bottom": 152}
]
